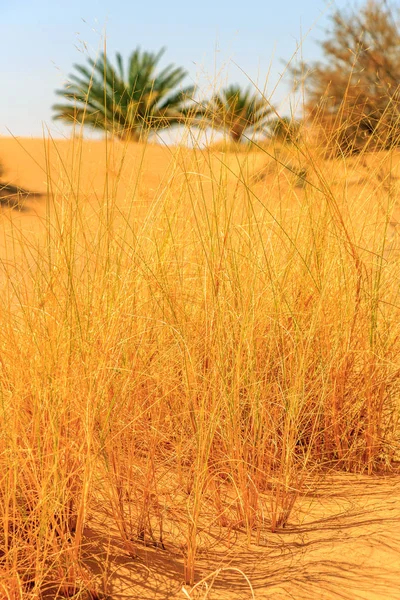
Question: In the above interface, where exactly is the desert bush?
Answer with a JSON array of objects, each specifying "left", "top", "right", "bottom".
[{"left": 296, "top": 0, "right": 400, "bottom": 155}]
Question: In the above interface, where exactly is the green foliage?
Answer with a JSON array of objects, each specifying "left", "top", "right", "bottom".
[
  {"left": 269, "top": 117, "right": 301, "bottom": 143},
  {"left": 297, "top": 1, "right": 400, "bottom": 154},
  {"left": 195, "top": 84, "right": 272, "bottom": 142},
  {"left": 53, "top": 48, "right": 194, "bottom": 140}
]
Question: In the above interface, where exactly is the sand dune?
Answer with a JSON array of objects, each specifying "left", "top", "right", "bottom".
[{"left": 0, "top": 135, "right": 399, "bottom": 600}]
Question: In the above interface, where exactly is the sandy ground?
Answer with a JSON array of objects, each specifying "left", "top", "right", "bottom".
[
  {"left": 82, "top": 474, "right": 400, "bottom": 600},
  {"left": 0, "top": 136, "right": 399, "bottom": 599}
]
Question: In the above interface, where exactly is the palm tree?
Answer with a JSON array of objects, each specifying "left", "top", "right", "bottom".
[
  {"left": 196, "top": 84, "right": 272, "bottom": 143},
  {"left": 52, "top": 48, "right": 194, "bottom": 140},
  {"left": 269, "top": 116, "right": 301, "bottom": 143}
]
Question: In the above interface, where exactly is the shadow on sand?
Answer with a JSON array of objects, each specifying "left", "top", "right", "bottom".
[
  {"left": 56, "top": 475, "right": 400, "bottom": 600},
  {"left": 0, "top": 182, "right": 44, "bottom": 211}
]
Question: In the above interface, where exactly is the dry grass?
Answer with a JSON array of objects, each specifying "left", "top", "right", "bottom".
[{"left": 0, "top": 116, "right": 399, "bottom": 599}]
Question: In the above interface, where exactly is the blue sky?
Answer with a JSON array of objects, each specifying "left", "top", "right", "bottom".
[{"left": 1, "top": 0, "right": 348, "bottom": 138}]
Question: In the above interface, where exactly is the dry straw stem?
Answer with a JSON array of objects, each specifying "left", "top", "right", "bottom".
[
  {"left": 181, "top": 566, "right": 256, "bottom": 599},
  {"left": 0, "top": 58, "right": 400, "bottom": 595}
]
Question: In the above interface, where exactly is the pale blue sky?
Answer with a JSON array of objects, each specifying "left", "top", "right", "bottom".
[{"left": 1, "top": 0, "right": 348, "bottom": 138}]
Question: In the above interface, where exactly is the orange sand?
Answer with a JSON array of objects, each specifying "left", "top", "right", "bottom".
[{"left": 0, "top": 135, "right": 399, "bottom": 600}]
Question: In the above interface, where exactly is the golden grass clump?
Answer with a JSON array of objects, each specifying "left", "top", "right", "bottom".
[{"left": 0, "top": 110, "right": 399, "bottom": 596}]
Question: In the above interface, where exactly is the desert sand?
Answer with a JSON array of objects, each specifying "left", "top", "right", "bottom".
[
  {"left": 0, "top": 135, "right": 399, "bottom": 600},
  {"left": 97, "top": 475, "right": 400, "bottom": 599}
]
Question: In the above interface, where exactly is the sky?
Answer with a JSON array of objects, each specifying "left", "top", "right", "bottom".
[{"left": 1, "top": 0, "right": 349, "bottom": 138}]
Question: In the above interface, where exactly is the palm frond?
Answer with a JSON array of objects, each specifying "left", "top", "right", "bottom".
[
  {"left": 192, "top": 84, "right": 273, "bottom": 141},
  {"left": 52, "top": 47, "right": 191, "bottom": 140}
]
